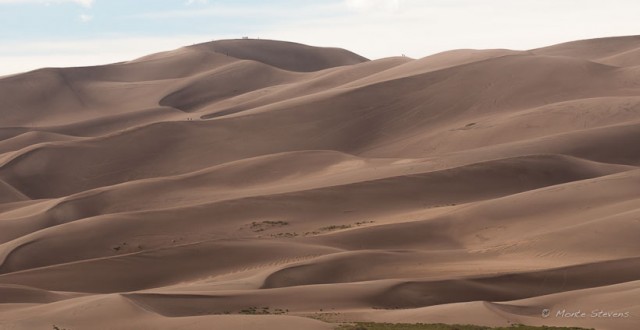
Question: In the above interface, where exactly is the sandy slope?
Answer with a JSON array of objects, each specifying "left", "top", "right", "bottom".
[{"left": 0, "top": 37, "right": 639, "bottom": 330}]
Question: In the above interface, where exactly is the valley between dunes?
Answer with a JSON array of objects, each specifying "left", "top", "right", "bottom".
[{"left": 0, "top": 36, "right": 639, "bottom": 329}]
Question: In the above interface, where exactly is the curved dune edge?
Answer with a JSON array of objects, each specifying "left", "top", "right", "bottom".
[{"left": 1, "top": 36, "right": 640, "bottom": 329}]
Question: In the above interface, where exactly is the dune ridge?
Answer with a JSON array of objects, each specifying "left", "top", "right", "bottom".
[{"left": 0, "top": 36, "right": 639, "bottom": 329}]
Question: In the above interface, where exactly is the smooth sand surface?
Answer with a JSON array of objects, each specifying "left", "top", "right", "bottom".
[{"left": 0, "top": 37, "right": 639, "bottom": 329}]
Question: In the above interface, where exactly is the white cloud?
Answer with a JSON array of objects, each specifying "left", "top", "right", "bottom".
[
  {"left": 345, "top": 0, "right": 400, "bottom": 12},
  {"left": 0, "top": 35, "right": 230, "bottom": 76},
  {"left": 2, "top": 0, "right": 640, "bottom": 77},
  {"left": 129, "top": 3, "right": 341, "bottom": 19},
  {"left": 256, "top": 0, "right": 640, "bottom": 60},
  {"left": 73, "top": 0, "right": 92, "bottom": 6},
  {"left": 0, "top": 0, "right": 94, "bottom": 7},
  {"left": 79, "top": 13, "right": 92, "bottom": 22},
  {"left": 185, "top": 0, "right": 207, "bottom": 5}
]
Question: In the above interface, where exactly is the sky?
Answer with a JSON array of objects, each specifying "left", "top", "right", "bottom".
[{"left": 1, "top": 0, "right": 639, "bottom": 75}]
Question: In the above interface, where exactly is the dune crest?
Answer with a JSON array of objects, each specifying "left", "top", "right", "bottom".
[{"left": 0, "top": 36, "right": 639, "bottom": 330}]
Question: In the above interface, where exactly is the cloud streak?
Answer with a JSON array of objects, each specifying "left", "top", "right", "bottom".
[
  {"left": 0, "top": 0, "right": 94, "bottom": 7},
  {"left": 79, "top": 13, "right": 92, "bottom": 22},
  {"left": 0, "top": 35, "right": 228, "bottom": 75},
  {"left": 128, "top": 3, "right": 342, "bottom": 19},
  {"left": 345, "top": 0, "right": 401, "bottom": 12},
  {"left": 185, "top": 0, "right": 207, "bottom": 5},
  {"left": 2, "top": 0, "right": 640, "bottom": 76}
]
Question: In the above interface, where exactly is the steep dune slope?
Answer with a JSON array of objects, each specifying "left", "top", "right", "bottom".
[
  {"left": 189, "top": 39, "right": 369, "bottom": 72},
  {"left": 532, "top": 35, "right": 640, "bottom": 66},
  {"left": 0, "top": 154, "right": 628, "bottom": 273},
  {"left": 5, "top": 51, "right": 639, "bottom": 200},
  {"left": 159, "top": 60, "right": 303, "bottom": 111},
  {"left": 0, "top": 36, "right": 639, "bottom": 329}
]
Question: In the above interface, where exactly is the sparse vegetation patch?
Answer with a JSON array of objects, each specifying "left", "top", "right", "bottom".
[
  {"left": 270, "top": 232, "right": 299, "bottom": 238},
  {"left": 248, "top": 220, "right": 289, "bottom": 232},
  {"left": 238, "top": 306, "right": 288, "bottom": 315}
]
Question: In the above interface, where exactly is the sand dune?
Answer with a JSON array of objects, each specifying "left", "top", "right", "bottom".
[
  {"left": 532, "top": 35, "right": 640, "bottom": 65},
  {"left": 189, "top": 39, "right": 369, "bottom": 72},
  {"left": 0, "top": 36, "right": 639, "bottom": 329}
]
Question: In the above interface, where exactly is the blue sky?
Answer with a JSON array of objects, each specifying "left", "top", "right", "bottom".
[{"left": 1, "top": 0, "right": 639, "bottom": 75}]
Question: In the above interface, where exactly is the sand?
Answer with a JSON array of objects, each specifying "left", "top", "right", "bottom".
[{"left": 0, "top": 37, "right": 639, "bottom": 329}]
